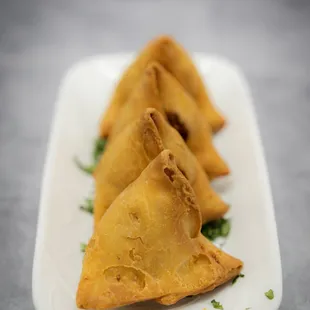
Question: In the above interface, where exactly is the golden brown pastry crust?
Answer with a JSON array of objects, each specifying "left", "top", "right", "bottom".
[
  {"left": 108, "top": 62, "right": 229, "bottom": 178},
  {"left": 151, "top": 62, "right": 229, "bottom": 178},
  {"left": 94, "top": 109, "right": 228, "bottom": 228},
  {"left": 77, "top": 151, "right": 242, "bottom": 309},
  {"left": 156, "top": 235, "right": 243, "bottom": 305},
  {"left": 100, "top": 35, "right": 225, "bottom": 137},
  {"left": 108, "top": 63, "right": 166, "bottom": 141}
]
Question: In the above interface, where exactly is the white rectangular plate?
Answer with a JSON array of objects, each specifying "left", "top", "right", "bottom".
[{"left": 32, "top": 54, "right": 282, "bottom": 310}]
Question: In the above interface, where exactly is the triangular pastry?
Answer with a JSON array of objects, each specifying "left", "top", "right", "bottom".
[
  {"left": 108, "top": 62, "right": 166, "bottom": 141},
  {"left": 94, "top": 109, "right": 228, "bottom": 227},
  {"left": 109, "top": 62, "right": 229, "bottom": 178},
  {"left": 152, "top": 62, "right": 229, "bottom": 179},
  {"left": 99, "top": 35, "right": 225, "bottom": 137},
  {"left": 76, "top": 150, "right": 242, "bottom": 309}
]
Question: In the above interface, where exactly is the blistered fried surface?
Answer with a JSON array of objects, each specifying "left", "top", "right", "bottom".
[{"left": 77, "top": 151, "right": 242, "bottom": 309}]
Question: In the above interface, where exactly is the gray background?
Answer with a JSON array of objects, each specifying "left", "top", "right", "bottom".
[{"left": 0, "top": 0, "right": 309, "bottom": 309}]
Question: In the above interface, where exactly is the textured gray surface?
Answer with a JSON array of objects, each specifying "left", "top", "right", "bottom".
[{"left": 0, "top": 0, "right": 310, "bottom": 309}]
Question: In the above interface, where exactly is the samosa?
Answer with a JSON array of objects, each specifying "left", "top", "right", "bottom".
[
  {"left": 77, "top": 150, "right": 242, "bottom": 309},
  {"left": 99, "top": 35, "right": 225, "bottom": 137},
  {"left": 108, "top": 63, "right": 166, "bottom": 141},
  {"left": 109, "top": 62, "right": 229, "bottom": 179},
  {"left": 94, "top": 108, "right": 228, "bottom": 227}
]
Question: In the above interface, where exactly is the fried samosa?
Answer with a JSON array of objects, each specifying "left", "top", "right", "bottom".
[
  {"left": 109, "top": 62, "right": 229, "bottom": 179},
  {"left": 108, "top": 62, "right": 166, "bottom": 140},
  {"left": 77, "top": 150, "right": 242, "bottom": 309},
  {"left": 94, "top": 108, "right": 228, "bottom": 228},
  {"left": 99, "top": 35, "right": 225, "bottom": 137}
]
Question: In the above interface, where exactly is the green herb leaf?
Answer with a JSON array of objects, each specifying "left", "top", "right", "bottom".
[
  {"left": 220, "top": 220, "right": 230, "bottom": 237},
  {"left": 74, "top": 157, "right": 96, "bottom": 175},
  {"left": 93, "top": 138, "right": 107, "bottom": 163},
  {"left": 80, "top": 242, "right": 87, "bottom": 253},
  {"left": 265, "top": 289, "right": 274, "bottom": 300},
  {"left": 232, "top": 273, "right": 245, "bottom": 285},
  {"left": 80, "top": 198, "right": 94, "bottom": 214},
  {"left": 74, "top": 138, "right": 106, "bottom": 175},
  {"left": 211, "top": 299, "right": 223, "bottom": 309},
  {"left": 201, "top": 218, "right": 231, "bottom": 241},
  {"left": 245, "top": 308, "right": 251, "bottom": 310}
]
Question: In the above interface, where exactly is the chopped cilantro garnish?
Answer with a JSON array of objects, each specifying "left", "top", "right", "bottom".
[
  {"left": 74, "top": 157, "right": 96, "bottom": 175},
  {"left": 265, "top": 289, "right": 274, "bottom": 300},
  {"left": 80, "top": 198, "right": 94, "bottom": 214},
  {"left": 74, "top": 138, "right": 107, "bottom": 175},
  {"left": 245, "top": 308, "right": 251, "bottom": 310},
  {"left": 201, "top": 218, "right": 231, "bottom": 241},
  {"left": 232, "top": 273, "right": 245, "bottom": 284},
  {"left": 93, "top": 138, "right": 106, "bottom": 163},
  {"left": 80, "top": 242, "right": 87, "bottom": 253},
  {"left": 221, "top": 220, "right": 230, "bottom": 236},
  {"left": 211, "top": 299, "right": 223, "bottom": 309}
]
